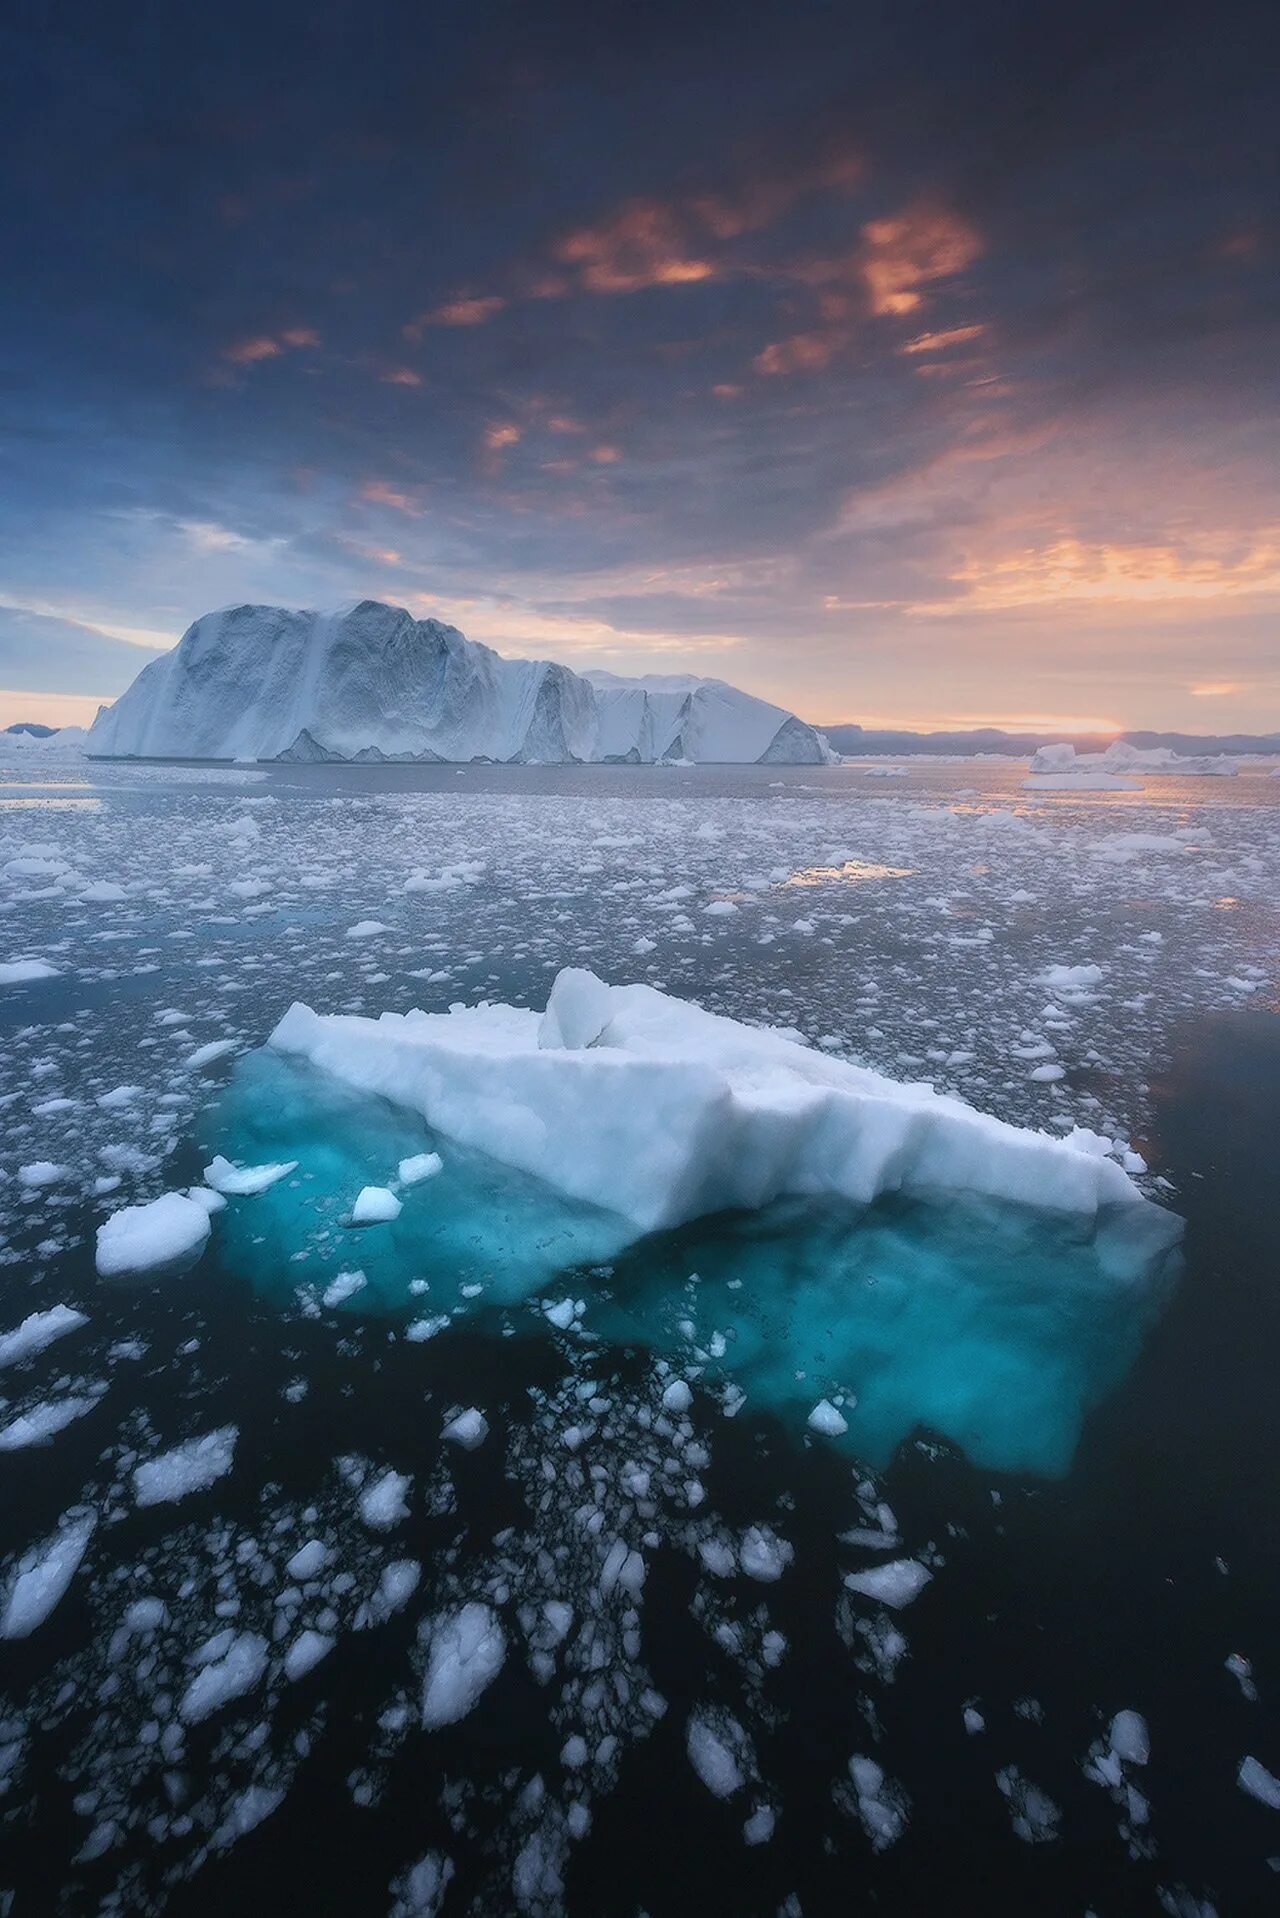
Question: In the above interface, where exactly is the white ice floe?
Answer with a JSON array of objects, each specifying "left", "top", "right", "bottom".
[
  {"left": 133, "top": 1425, "right": 237, "bottom": 1506},
  {"left": 441, "top": 1408, "right": 489, "bottom": 1450},
  {"left": 351, "top": 1185, "right": 402, "bottom": 1224},
  {"left": 321, "top": 1269, "right": 367, "bottom": 1307},
  {"left": 95, "top": 1191, "right": 212, "bottom": 1275},
  {"left": 0, "top": 1392, "right": 101, "bottom": 1450},
  {"left": 844, "top": 1558, "right": 933, "bottom": 1609},
  {"left": 179, "top": 1631, "right": 268, "bottom": 1723},
  {"left": 0, "top": 957, "right": 59, "bottom": 984},
  {"left": 270, "top": 967, "right": 1176, "bottom": 1270},
  {"left": 0, "top": 1512, "right": 96, "bottom": 1638},
  {"left": 398, "top": 1151, "right": 443, "bottom": 1185},
  {"left": 686, "top": 1711, "right": 745, "bottom": 1798},
  {"left": 420, "top": 1602, "right": 506, "bottom": 1728},
  {"left": 1237, "top": 1755, "right": 1280, "bottom": 1809},
  {"left": 0, "top": 1303, "right": 87, "bottom": 1368},
  {"left": 359, "top": 1468, "right": 411, "bottom": 1530},
  {"left": 807, "top": 1398, "right": 849, "bottom": 1437},
  {"left": 203, "top": 1153, "right": 298, "bottom": 1195},
  {"left": 847, "top": 1754, "right": 909, "bottom": 1850}
]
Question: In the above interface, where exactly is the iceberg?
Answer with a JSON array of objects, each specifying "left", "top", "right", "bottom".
[
  {"left": 267, "top": 967, "right": 1175, "bottom": 1266},
  {"left": 1028, "top": 741, "right": 1239, "bottom": 778},
  {"left": 86, "top": 600, "right": 832, "bottom": 766},
  {"left": 200, "top": 980, "right": 1181, "bottom": 1474}
]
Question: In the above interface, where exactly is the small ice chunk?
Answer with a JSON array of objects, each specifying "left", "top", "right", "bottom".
[
  {"left": 285, "top": 1629, "right": 335, "bottom": 1681},
  {"left": 844, "top": 1558, "right": 932, "bottom": 1609},
  {"left": 739, "top": 1525, "right": 793, "bottom": 1582},
  {"left": 184, "top": 1039, "right": 238, "bottom": 1070},
  {"left": 0, "top": 958, "right": 59, "bottom": 984},
  {"left": 179, "top": 1631, "right": 268, "bottom": 1723},
  {"left": 0, "top": 1303, "right": 87, "bottom": 1368},
  {"left": 848, "top": 1754, "right": 909, "bottom": 1851},
  {"left": 359, "top": 1469, "right": 411, "bottom": 1530},
  {"left": 19, "top": 1161, "right": 66, "bottom": 1187},
  {"left": 421, "top": 1603, "right": 506, "bottom": 1728},
  {"left": 322, "top": 1269, "right": 367, "bottom": 1308},
  {"left": 807, "top": 1398, "right": 848, "bottom": 1437},
  {"left": 211, "top": 1783, "right": 284, "bottom": 1849},
  {"left": 203, "top": 1154, "right": 298, "bottom": 1195},
  {"left": 442, "top": 1408, "right": 489, "bottom": 1451},
  {"left": 662, "top": 1379, "right": 692, "bottom": 1415},
  {"left": 133, "top": 1425, "right": 237, "bottom": 1506},
  {"left": 351, "top": 1185, "right": 402, "bottom": 1225},
  {"left": 0, "top": 1512, "right": 95, "bottom": 1637},
  {"left": 389, "top": 1852, "right": 455, "bottom": 1918},
  {"left": 1237, "top": 1756, "right": 1280, "bottom": 1809},
  {"left": 1109, "top": 1709, "right": 1150, "bottom": 1766},
  {"left": 686, "top": 1712, "right": 744, "bottom": 1798},
  {"left": 286, "top": 1539, "right": 331, "bottom": 1581},
  {"left": 398, "top": 1152, "right": 443, "bottom": 1185},
  {"left": 743, "top": 1804, "right": 776, "bottom": 1845},
  {"left": 96, "top": 1192, "right": 211, "bottom": 1275}
]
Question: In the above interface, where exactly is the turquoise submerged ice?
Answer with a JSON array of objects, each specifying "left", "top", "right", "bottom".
[{"left": 203, "top": 969, "right": 1182, "bottom": 1477}]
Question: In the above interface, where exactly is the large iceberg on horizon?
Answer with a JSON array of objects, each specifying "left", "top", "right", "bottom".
[
  {"left": 86, "top": 600, "right": 833, "bottom": 766},
  {"left": 267, "top": 968, "right": 1179, "bottom": 1269}
]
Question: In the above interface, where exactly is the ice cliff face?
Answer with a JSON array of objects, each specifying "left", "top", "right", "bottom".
[{"left": 87, "top": 601, "right": 833, "bottom": 765}]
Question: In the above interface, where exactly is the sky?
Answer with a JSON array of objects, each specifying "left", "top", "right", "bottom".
[{"left": 2, "top": 0, "right": 1278, "bottom": 734}]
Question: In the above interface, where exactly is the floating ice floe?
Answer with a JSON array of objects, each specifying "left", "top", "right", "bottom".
[
  {"left": 269, "top": 966, "right": 1178, "bottom": 1270},
  {"left": 0, "top": 1303, "right": 87, "bottom": 1368},
  {"left": 420, "top": 1602, "right": 506, "bottom": 1728},
  {"left": 96, "top": 1191, "right": 212, "bottom": 1275},
  {"left": 0, "top": 1512, "right": 96, "bottom": 1638},
  {"left": 133, "top": 1425, "right": 238, "bottom": 1506},
  {"left": 203, "top": 1153, "right": 298, "bottom": 1195}
]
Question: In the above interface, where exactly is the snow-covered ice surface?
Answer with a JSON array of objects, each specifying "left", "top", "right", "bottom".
[{"left": 0, "top": 749, "right": 1278, "bottom": 1915}]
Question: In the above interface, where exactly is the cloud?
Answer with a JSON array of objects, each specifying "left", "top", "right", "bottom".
[
  {"left": 0, "top": 605, "right": 165, "bottom": 695},
  {"left": 221, "top": 329, "right": 319, "bottom": 366}
]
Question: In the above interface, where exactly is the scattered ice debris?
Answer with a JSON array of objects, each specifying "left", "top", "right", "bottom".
[
  {"left": 1226, "top": 1653, "right": 1258, "bottom": 1701},
  {"left": 322, "top": 1268, "right": 367, "bottom": 1308},
  {"left": 442, "top": 1407, "right": 489, "bottom": 1451},
  {"left": 807, "top": 1397, "right": 849, "bottom": 1437},
  {"left": 844, "top": 1558, "right": 932, "bottom": 1609},
  {"left": 179, "top": 1630, "right": 268, "bottom": 1723},
  {"left": 739, "top": 1526, "right": 794, "bottom": 1582},
  {"left": 132, "top": 1425, "right": 237, "bottom": 1506},
  {"left": 846, "top": 1754, "right": 910, "bottom": 1851},
  {"left": 95, "top": 1190, "right": 212, "bottom": 1275},
  {"left": 0, "top": 1303, "right": 87, "bottom": 1368},
  {"left": 203, "top": 1152, "right": 298, "bottom": 1195},
  {"left": 398, "top": 1150, "right": 443, "bottom": 1184},
  {"left": 996, "top": 1766, "right": 1061, "bottom": 1844},
  {"left": 420, "top": 1603, "right": 506, "bottom": 1728},
  {"left": 351, "top": 1184, "right": 403, "bottom": 1224},
  {"left": 389, "top": 1852, "right": 455, "bottom": 1918},
  {"left": 0, "top": 1511, "right": 95, "bottom": 1638},
  {"left": 359, "top": 1468, "right": 412, "bottom": 1530},
  {"left": 1237, "top": 1757, "right": 1280, "bottom": 1810}
]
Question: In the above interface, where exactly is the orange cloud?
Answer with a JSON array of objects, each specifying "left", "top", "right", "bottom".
[
  {"left": 405, "top": 295, "right": 506, "bottom": 339},
  {"left": 1190, "top": 680, "right": 1246, "bottom": 696},
  {"left": 484, "top": 422, "right": 522, "bottom": 450},
  {"left": 361, "top": 479, "right": 423, "bottom": 516},
  {"left": 381, "top": 366, "right": 423, "bottom": 387},
  {"left": 223, "top": 335, "right": 283, "bottom": 365},
  {"left": 222, "top": 328, "right": 319, "bottom": 366},
  {"left": 900, "top": 323, "right": 986, "bottom": 354},
  {"left": 859, "top": 206, "right": 982, "bottom": 316},
  {"left": 941, "top": 533, "right": 1280, "bottom": 612},
  {"left": 754, "top": 330, "right": 847, "bottom": 376},
  {"left": 554, "top": 199, "right": 716, "bottom": 293},
  {"left": 589, "top": 444, "right": 620, "bottom": 463}
]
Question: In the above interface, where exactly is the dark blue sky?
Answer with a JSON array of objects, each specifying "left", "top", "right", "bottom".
[{"left": 2, "top": 0, "right": 1278, "bottom": 729}]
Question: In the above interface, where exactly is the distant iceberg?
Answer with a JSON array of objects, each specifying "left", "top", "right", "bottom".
[
  {"left": 86, "top": 600, "right": 833, "bottom": 766},
  {"left": 268, "top": 967, "right": 1178, "bottom": 1268},
  {"left": 1028, "top": 741, "right": 1240, "bottom": 779}
]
